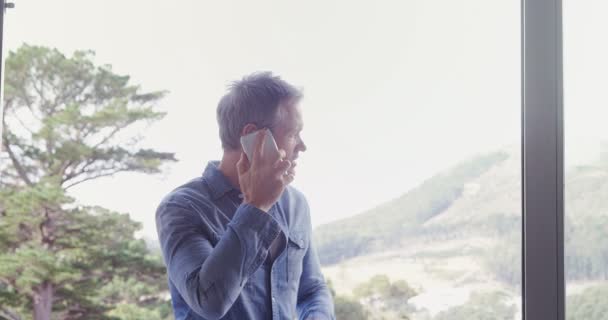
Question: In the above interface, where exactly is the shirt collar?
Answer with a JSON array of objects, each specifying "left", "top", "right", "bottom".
[{"left": 202, "top": 161, "right": 238, "bottom": 200}]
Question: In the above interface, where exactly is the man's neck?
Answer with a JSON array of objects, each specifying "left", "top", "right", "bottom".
[{"left": 218, "top": 150, "right": 241, "bottom": 191}]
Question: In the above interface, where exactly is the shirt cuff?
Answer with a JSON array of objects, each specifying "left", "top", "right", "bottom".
[{"left": 230, "top": 203, "right": 282, "bottom": 249}]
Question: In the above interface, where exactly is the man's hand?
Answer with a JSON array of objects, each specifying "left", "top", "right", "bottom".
[{"left": 237, "top": 129, "right": 294, "bottom": 212}]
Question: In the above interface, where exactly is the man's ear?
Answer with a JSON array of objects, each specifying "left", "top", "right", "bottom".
[{"left": 241, "top": 123, "right": 259, "bottom": 136}]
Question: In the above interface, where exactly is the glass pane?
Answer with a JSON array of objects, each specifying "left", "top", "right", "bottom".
[
  {"left": 1, "top": 1, "right": 521, "bottom": 319},
  {"left": 564, "top": 1, "right": 608, "bottom": 319}
]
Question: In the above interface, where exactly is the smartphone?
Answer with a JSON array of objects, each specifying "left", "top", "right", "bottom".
[{"left": 240, "top": 129, "right": 280, "bottom": 162}]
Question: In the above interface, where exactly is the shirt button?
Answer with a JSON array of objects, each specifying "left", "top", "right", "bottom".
[{"left": 272, "top": 296, "right": 276, "bottom": 302}]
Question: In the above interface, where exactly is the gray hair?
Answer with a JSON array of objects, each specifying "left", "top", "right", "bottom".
[{"left": 216, "top": 72, "right": 302, "bottom": 150}]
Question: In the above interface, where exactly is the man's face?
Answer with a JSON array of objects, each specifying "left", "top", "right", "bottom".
[{"left": 271, "top": 101, "right": 307, "bottom": 165}]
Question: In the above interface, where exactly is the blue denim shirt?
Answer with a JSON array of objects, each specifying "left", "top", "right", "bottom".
[{"left": 156, "top": 161, "right": 335, "bottom": 320}]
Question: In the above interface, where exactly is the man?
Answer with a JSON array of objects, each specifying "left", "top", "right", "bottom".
[{"left": 156, "top": 72, "right": 335, "bottom": 320}]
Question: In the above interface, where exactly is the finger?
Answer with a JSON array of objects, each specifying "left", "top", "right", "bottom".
[
  {"left": 282, "top": 172, "right": 295, "bottom": 185},
  {"left": 269, "top": 149, "right": 286, "bottom": 164},
  {"left": 237, "top": 152, "right": 249, "bottom": 176},
  {"left": 278, "top": 149, "right": 287, "bottom": 160},
  {"left": 273, "top": 150, "right": 288, "bottom": 168},
  {"left": 275, "top": 159, "right": 292, "bottom": 174},
  {"left": 286, "top": 167, "right": 296, "bottom": 175},
  {"left": 252, "top": 130, "right": 266, "bottom": 164},
  {"left": 288, "top": 161, "right": 297, "bottom": 173}
]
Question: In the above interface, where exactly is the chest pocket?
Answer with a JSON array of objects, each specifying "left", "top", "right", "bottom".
[{"left": 286, "top": 231, "right": 308, "bottom": 283}]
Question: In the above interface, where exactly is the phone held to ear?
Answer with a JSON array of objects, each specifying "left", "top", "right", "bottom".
[{"left": 240, "top": 129, "right": 280, "bottom": 162}]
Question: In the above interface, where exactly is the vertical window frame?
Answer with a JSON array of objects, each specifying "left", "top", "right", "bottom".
[{"left": 522, "top": 0, "right": 565, "bottom": 319}]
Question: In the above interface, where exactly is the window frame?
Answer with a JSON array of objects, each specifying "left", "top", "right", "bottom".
[
  {"left": 522, "top": 0, "right": 565, "bottom": 319},
  {"left": 0, "top": 0, "right": 6, "bottom": 149}
]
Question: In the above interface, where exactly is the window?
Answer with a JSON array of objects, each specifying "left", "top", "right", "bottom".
[
  {"left": 0, "top": 0, "right": 589, "bottom": 319},
  {"left": 563, "top": 1, "right": 608, "bottom": 319}
]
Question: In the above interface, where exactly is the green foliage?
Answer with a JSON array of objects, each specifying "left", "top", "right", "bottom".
[
  {"left": 389, "top": 280, "right": 418, "bottom": 300},
  {"left": 353, "top": 275, "right": 391, "bottom": 299},
  {"left": 316, "top": 234, "right": 375, "bottom": 268},
  {"left": 566, "top": 284, "right": 608, "bottom": 320},
  {"left": 334, "top": 296, "right": 369, "bottom": 320},
  {"left": 315, "top": 152, "right": 508, "bottom": 265},
  {"left": 563, "top": 164, "right": 608, "bottom": 281},
  {"left": 433, "top": 291, "right": 517, "bottom": 320},
  {"left": 483, "top": 231, "right": 521, "bottom": 287},
  {"left": 352, "top": 275, "right": 417, "bottom": 320},
  {"left": 1, "top": 44, "right": 175, "bottom": 189},
  {"left": 327, "top": 280, "right": 369, "bottom": 320},
  {"left": 0, "top": 44, "right": 175, "bottom": 319},
  {"left": 565, "top": 215, "right": 608, "bottom": 281}
]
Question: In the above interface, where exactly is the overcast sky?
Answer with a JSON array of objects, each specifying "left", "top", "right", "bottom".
[{"left": 3, "top": 0, "right": 606, "bottom": 241}]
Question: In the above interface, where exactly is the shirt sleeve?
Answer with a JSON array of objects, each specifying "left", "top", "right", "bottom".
[{"left": 156, "top": 198, "right": 281, "bottom": 320}]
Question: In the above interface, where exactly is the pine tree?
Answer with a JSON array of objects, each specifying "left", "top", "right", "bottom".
[{"left": 0, "top": 44, "right": 176, "bottom": 320}]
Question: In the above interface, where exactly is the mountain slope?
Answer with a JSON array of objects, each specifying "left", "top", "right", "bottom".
[{"left": 314, "top": 151, "right": 510, "bottom": 265}]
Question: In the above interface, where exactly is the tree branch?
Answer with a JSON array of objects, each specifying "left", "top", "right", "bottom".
[
  {"left": 54, "top": 78, "right": 92, "bottom": 111},
  {"left": 9, "top": 113, "right": 36, "bottom": 136},
  {"left": 16, "top": 86, "right": 38, "bottom": 119},
  {"left": 63, "top": 169, "right": 128, "bottom": 190},
  {"left": 33, "top": 75, "right": 55, "bottom": 116},
  {"left": 0, "top": 307, "right": 21, "bottom": 320},
  {"left": 91, "top": 124, "right": 128, "bottom": 149},
  {"left": 0, "top": 277, "right": 21, "bottom": 296},
  {"left": 61, "top": 123, "right": 131, "bottom": 180},
  {"left": 40, "top": 207, "right": 55, "bottom": 250},
  {"left": 61, "top": 155, "right": 100, "bottom": 184},
  {"left": 2, "top": 139, "right": 33, "bottom": 186}
]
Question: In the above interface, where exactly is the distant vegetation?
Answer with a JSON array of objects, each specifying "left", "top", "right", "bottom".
[
  {"left": 433, "top": 291, "right": 517, "bottom": 320},
  {"left": 331, "top": 275, "right": 417, "bottom": 320},
  {"left": 317, "top": 146, "right": 608, "bottom": 319},
  {"left": 483, "top": 164, "right": 608, "bottom": 287},
  {"left": 328, "top": 280, "right": 369, "bottom": 320},
  {"left": 315, "top": 152, "right": 509, "bottom": 265},
  {"left": 567, "top": 284, "right": 608, "bottom": 320}
]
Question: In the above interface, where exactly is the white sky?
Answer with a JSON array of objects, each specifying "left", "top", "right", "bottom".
[{"left": 2, "top": 0, "right": 606, "bottom": 241}]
